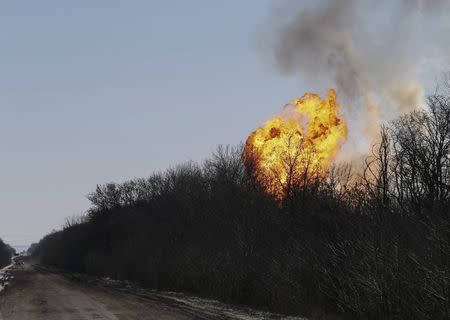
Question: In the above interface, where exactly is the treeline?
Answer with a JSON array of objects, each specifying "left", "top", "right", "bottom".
[
  {"left": 0, "top": 238, "right": 14, "bottom": 268},
  {"left": 33, "top": 91, "right": 450, "bottom": 319}
]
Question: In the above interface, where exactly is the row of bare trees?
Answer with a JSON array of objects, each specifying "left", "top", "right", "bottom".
[{"left": 32, "top": 91, "right": 450, "bottom": 319}]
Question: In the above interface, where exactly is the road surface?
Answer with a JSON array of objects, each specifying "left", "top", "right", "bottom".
[
  {"left": 0, "top": 262, "right": 198, "bottom": 320},
  {"left": 0, "top": 261, "right": 305, "bottom": 320}
]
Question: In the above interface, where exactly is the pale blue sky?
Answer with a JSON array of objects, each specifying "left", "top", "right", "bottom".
[{"left": 0, "top": 1, "right": 307, "bottom": 246}]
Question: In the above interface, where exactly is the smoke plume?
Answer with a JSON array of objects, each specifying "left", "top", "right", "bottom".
[{"left": 260, "top": 0, "right": 450, "bottom": 149}]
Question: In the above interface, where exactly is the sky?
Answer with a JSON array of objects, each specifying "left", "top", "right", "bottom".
[{"left": 0, "top": 1, "right": 307, "bottom": 246}]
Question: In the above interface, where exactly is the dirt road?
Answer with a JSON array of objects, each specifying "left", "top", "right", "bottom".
[
  {"left": 0, "top": 262, "right": 306, "bottom": 320},
  {"left": 0, "top": 262, "right": 202, "bottom": 320}
]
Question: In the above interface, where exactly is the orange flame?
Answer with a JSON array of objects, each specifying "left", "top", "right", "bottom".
[{"left": 243, "top": 89, "right": 347, "bottom": 200}]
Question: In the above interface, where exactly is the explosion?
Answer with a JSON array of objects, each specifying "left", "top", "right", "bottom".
[{"left": 243, "top": 89, "right": 347, "bottom": 200}]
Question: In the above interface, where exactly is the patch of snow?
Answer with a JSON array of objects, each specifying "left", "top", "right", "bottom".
[
  {"left": 151, "top": 290, "right": 307, "bottom": 320},
  {"left": 0, "top": 262, "right": 15, "bottom": 293},
  {"left": 97, "top": 276, "right": 307, "bottom": 319}
]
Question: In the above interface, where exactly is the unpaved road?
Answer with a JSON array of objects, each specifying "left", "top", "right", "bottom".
[{"left": 0, "top": 263, "right": 199, "bottom": 320}]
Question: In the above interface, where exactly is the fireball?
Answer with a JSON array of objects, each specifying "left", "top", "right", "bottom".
[{"left": 243, "top": 89, "right": 347, "bottom": 200}]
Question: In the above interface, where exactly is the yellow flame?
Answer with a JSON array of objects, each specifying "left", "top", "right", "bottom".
[{"left": 243, "top": 89, "right": 347, "bottom": 200}]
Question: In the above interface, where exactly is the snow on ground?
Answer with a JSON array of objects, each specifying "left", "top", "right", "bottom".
[
  {"left": 0, "top": 259, "right": 16, "bottom": 293},
  {"left": 0, "top": 267, "right": 11, "bottom": 292},
  {"left": 150, "top": 290, "right": 307, "bottom": 320},
  {"left": 100, "top": 277, "right": 307, "bottom": 320}
]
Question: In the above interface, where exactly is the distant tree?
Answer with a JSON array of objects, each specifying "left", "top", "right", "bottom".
[
  {"left": 0, "top": 238, "right": 13, "bottom": 268},
  {"left": 87, "top": 183, "right": 122, "bottom": 213},
  {"left": 27, "top": 243, "right": 38, "bottom": 256},
  {"left": 63, "top": 214, "right": 88, "bottom": 230}
]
